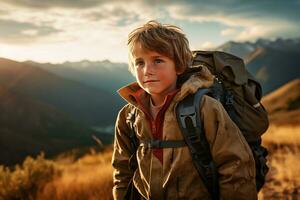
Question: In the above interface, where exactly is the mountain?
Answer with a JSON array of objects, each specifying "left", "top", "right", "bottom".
[
  {"left": 0, "top": 85, "right": 101, "bottom": 166},
  {"left": 216, "top": 38, "right": 300, "bottom": 60},
  {"left": 216, "top": 38, "right": 300, "bottom": 94},
  {"left": 245, "top": 46, "right": 300, "bottom": 94},
  {"left": 32, "top": 38, "right": 300, "bottom": 96},
  {"left": 26, "top": 59, "right": 135, "bottom": 94},
  {"left": 216, "top": 41, "right": 256, "bottom": 59},
  {"left": 0, "top": 58, "right": 121, "bottom": 126},
  {"left": 261, "top": 78, "right": 300, "bottom": 125}
]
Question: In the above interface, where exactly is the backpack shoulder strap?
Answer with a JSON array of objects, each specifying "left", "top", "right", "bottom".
[{"left": 176, "top": 88, "right": 219, "bottom": 200}]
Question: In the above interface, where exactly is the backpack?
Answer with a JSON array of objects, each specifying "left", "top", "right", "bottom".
[
  {"left": 125, "top": 51, "right": 269, "bottom": 200},
  {"left": 176, "top": 51, "right": 269, "bottom": 199}
]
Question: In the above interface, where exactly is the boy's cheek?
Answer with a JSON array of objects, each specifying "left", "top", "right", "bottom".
[{"left": 136, "top": 73, "right": 144, "bottom": 83}]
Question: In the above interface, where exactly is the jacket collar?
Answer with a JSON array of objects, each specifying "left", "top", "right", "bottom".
[{"left": 175, "top": 65, "right": 215, "bottom": 102}]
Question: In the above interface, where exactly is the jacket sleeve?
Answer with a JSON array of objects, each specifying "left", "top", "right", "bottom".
[
  {"left": 111, "top": 105, "right": 135, "bottom": 200},
  {"left": 200, "top": 95, "right": 257, "bottom": 200}
]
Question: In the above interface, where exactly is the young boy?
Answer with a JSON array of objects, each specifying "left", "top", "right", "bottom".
[{"left": 112, "top": 20, "right": 257, "bottom": 200}]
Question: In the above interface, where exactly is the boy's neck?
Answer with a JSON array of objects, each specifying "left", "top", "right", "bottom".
[
  {"left": 150, "top": 95, "right": 167, "bottom": 107},
  {"left": 150, "top": 89, "right": 179, "bottom": 106}
]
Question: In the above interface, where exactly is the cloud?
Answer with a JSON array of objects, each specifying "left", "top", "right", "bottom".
[
  {"left": 84, "top": 6, "right": 140, "bottom": 26},
  {"left": 236, "top": 25, "right": 268, "bottom": 41},
  {"left": 0, "top": 0, "right": 154, "bottom": 47},
  {"left": 0, "top": 9, "right": 9, "bottom": 16},
  {"left": 236, "top": 22, "right": 300, "bottom": 41},
  {"left": 166, "top": 1, "right": 299, "bottom": 26},
  {"left": 164, "top": 0, "right": 299, "bottom": 21},
  {"left": 164, "top": 0, "right": 300, "bottom": 40},
  {"left": 0, "top": 1, "right": 156, "bottom": 62},
  {"left": 0, "top": 0, "right": 111, "bottom": 9},
  {"left": 0, "top": 19, "right": 61, "bottom": 43},
  {"left": 200, "top": 41, "right": 215, "bottom": 50},
  {"left": 221, "top": 28, "right": 238, "bottom": 36},
  {"left": 0, "top": 0, "right": 299, "bottom": 63}
]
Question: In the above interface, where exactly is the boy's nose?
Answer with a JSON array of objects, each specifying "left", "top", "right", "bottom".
[{"left": 144, "top": 62, "right": 154, "bottom": 75}]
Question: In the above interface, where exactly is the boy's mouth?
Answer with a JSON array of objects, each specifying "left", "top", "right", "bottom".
[{"left": 143, "top": 80, "right": 159, "bottom": 83}]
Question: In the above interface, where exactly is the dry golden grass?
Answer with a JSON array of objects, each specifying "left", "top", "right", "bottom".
[
  {"left": 37, "top": 147, "right": 114, "bottom": 200},
  {"left": 262, "top": 124, "right": 300, "bottom": 145},
  {"left": 261, "top": 78, "right": 300, "bottom": 114},
  {"left": 37, "top": 125, "right": 300, "bottom": 200},
  {"left": 13, "top": 124, "right": 298, "bottom": 200},
  {"left": 259, "top": 124, "right": 300, "bottom": 199}
]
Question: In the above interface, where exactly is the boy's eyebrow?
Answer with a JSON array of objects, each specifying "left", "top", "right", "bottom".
[
  {"left": 148, "top": 55, "right": 166, "bottom": 60},
  {"left": 152, "top": 55, "right": 164, "bottom": 59},
  {"left": 134, "top": 55, "right": 164, "bottom": 61},
  {"left": 134, "top": 57, "right": 143, "bottom": 62}
]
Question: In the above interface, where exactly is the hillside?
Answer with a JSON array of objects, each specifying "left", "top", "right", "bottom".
[
  {"left": 245, "top": 47, "right": 300, "bottom": 94},
  {"left": 0, "top": 85, "right": 100, "bottom": 166},
  {"left": 26, "top": 60, "right": 135, "bottom": 94},
  {"left": 262, "top": 78, "right": 300, "bottom": 125},
  {"left": 0, "top": 58, "right": 121, "bottom": 126}
]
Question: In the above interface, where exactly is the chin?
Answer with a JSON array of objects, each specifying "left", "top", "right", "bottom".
[{"left": 145, "top": 89, "right": 160, "bottom": 95}]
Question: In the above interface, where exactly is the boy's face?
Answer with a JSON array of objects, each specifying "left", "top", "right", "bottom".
[{"left": 132, "top": 44, "right": 179, "bottom": 102}]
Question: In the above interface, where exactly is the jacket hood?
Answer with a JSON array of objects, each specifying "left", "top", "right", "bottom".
[{"left": 118, "top": 65, "right": 215, "bottom": 106}]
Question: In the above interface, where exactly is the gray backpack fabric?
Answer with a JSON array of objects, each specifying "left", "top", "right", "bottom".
[{"left": 178, "top": 50, "right": 269, "bottom": 142}]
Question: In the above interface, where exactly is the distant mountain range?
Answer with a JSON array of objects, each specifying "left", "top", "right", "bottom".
[
  {"left": 217, "top": 38, "right": 300, "bottom": 94},
  {"left": 0, "top": 58, "right": 121, "bottom": 126},
  {"left": 0, "top": 58, "right": 118, "bottom": 165},
  {"left": 216, "top": 38, "right": 300, "bottom": 59},
  {"left": 0, "top": 85, "right": 97, "bottom": 165},
  {"left": 26, "top": 59, "right": 135, "bottom": 94},
  {"left": 1, "top": 37, "right": 299, "bottom": 165},
  {"left": 29, "top": 38, "right": 300, "bottom": 95}
]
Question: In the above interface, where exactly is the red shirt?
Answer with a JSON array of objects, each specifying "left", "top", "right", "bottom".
[{"left": 137, "top": 89, "right": 179, "bottom": 163}]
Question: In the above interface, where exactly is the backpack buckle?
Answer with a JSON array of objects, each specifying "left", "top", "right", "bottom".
[
  {"left": 225, "top": 91, "right": 234, "bottom": 105},
  {"left": 178, "top": 105, "right": 197, "bottom": 129}
]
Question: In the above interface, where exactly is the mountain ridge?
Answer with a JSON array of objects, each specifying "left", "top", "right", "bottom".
[
  {"left": 0, "top": 58, "right": 121, "bottom": 126},
  {"left": 0, "top": 84, "right": 99, "bottom": 166},
  {"left": 216, "top": 37, "right": 300, "bottom": 94},
  {"left": 262, "top": 78, "right": 300, "bottom": 125}
]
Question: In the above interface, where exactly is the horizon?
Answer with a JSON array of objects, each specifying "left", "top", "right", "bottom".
[
  {"left": 2, "top": 36, "right": 299, "bottom": 65},
  {"left": 0, "top": 0, "right": 299, "bottom": 63}
]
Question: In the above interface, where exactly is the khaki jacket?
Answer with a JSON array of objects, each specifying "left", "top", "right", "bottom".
[{"left": 112, "top": 66, "right": 257, "bottom": 200}]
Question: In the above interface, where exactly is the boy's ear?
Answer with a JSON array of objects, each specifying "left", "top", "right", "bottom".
[{"left": 176, "top": 68, "right": 185, "bottom": 75}]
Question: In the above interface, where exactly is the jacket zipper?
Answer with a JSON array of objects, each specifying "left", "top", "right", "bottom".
[{"left": 151, "top": 122, "right": 156, "bottom": 136}]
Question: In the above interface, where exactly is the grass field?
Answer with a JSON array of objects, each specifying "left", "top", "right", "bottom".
[
  {"left": 1, "top": 124, "right": 299, "bottom": 200},
  {"left": 259, "top": 124, "right": 300, "bottom": 199}
]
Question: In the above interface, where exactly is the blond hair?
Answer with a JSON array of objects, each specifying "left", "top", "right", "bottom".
[{"left": 127, "top": 20, "right": 192, "bottom": 74}]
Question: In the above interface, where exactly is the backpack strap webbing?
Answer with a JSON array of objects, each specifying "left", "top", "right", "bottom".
[
  {"left": 176, "top": 88, "right": 219, "bottom": 200},
  {"left": 140, "top": 140, "right": 186, "bottom": 149}
]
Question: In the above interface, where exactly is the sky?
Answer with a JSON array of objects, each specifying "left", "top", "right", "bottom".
[{"left": 0, "top": 0, "right": 299, "bottom": 63}]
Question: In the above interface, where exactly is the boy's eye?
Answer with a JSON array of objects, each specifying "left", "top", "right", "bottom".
[
  {"left": 135, "top": 61, "right": 144, "bottom": 67},
  {"left": 154, "top": 59, "right": 164, "bottom": 64}
]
